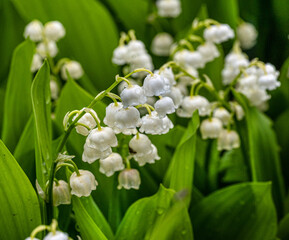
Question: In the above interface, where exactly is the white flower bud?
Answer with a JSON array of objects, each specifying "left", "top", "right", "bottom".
[
  {"left": 70, "top": 170, "right": 98, "bottom": 197},
  {"left": 200, "top": 118, "right": 223, "bottom": 139},
  {"left": 258, "top": 74, "right": 280, "bottom": 90},
  {"left": 177, "top": 96, "right": 211, "bottom": 117},
  {"left": 151, "top": 32, "right": 174, "bottom": 56},
  {"left": 36, "top": 180, "right": 46, "bottom": 200},
  {"left": 43, "top": 231, "right": 69, "bottom": 240},
  {"left": 156, "top": 0, "right": 181, "bottom": 18},
  {"left": 143, "top": 73, "right": 171, "bottom": 96},
  {"left": 82, "top": 143, "right": 112, "bottom": 163},
  {"left": 73, "top": 108, "right": 99, "bottom": 136},
  {"left": 114, "top": 107, "right": 141, "bottom": 135},
  {"left": 112, "top": 46, "right": 128, "bottom": 65},
  {"left": 50, "top": 79, "right": 59, "bottom": 100},
  {"left": 140, "top": 111, "right": 173, "bottom": 135},
  {"left": 61, "top": 61, "right": 84, "bottom": 80},
  {"left": 37, "top": 41, "right": 58, "bottom": 58},
  {"left": 204, "top": 24, "right": 234, "bottom": 44},
  {"left": 186, "top": 51, "right": 205, "bottom": 69},
  {"left": 44, "top": 21, "right": 66, "bottom": 41},
  {"left": 86, "top": 127, "right": 118, "bottom": 151},
  {"left": 117, "top": 79, "right": 139, "bottom": 94},
  {"left": 120, "top": 85, "right": 147, "bottom": 108},
  {"left": 217, "top": 129, "right": 240, "bottom": 151},
  {"left": 230, "top": 102, "right": 245, "bottom": 121},
  {"left": 31, "top": 53, "right": 43, "bottom": 72},
  {"left": 154, "top": 96, "right": 176, "bottom": 117},
  {"left": 164, "top": 86, "right": 183, "bottom": 107},
  {"left": 129, "top": 134, "right": 153, "bottom": 156},
  {"left": 197, "top": 42, "right": 220, "bottom": 63},
  {"left": 104, "top": 102, "right": 123, "bottom": 127},
  {"left": 237, "top": 22, "right": 258, "bottom": 50},
  {"left": 213, "top": 107, "right": 231, "bottom": 126},
  {"left": 118, "top": 169, "right": 141, "bottom": 190},
  {"left": 99, "top": 153, "right": 125, "bottom": 177},
  {"left": 24, "top": 20, "right": 43, "bottom": 42},
  {"left": 134, "top": 144, "right": 160, "bottom": 166},
  {"left": 156, "top": 67, "right": 176, "bottom": 86},
  {"left": 127, "top": 40, "right": 146, "bottom": 53},
  {"left": 53, "top": 180, "right": 71, "bottom": 207}
]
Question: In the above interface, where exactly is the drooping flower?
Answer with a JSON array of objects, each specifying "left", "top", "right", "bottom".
[
  {"left": 99, "top": 153, "right": 125, "bottom": 177},
  {"left": 200, "top": 118, "right": 223, "bottom": 139},
  {"left": 118, "top": 169, "right": 141, "bottom": 190},
  {"left": 70, "top": 170, "right": 98, "bottom": 197}
]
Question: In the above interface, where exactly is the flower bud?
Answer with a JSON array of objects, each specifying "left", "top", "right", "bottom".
[
  {"left": 24, "top": 20, "right": 43, "bottom": 42},
  {"left": 36, "top": 180, "right": 46, "bottom": 200},
  {"left": 143, "top": 73, "right": 171, "bottom": 97},
  {"left": 213, "top": 107, "right": 231, "bottom": 126},
  {"left": 73, "top": 108, "right": 99, "bottom": 136},
  {"left": 197, "top": 42, "right": 220, "bottom": 63},
  {"left": 237, "top": 22, "right": 258, "bottom": 50},
  {"left": 112, "top": 46, "right": 128, "bottom": 65},
  {"left": 43, "top": 231, "right": 69, "bottom": 240},
  {"left": 99, "top": 153, "right": 125, "bottom": 177},
  {"left": 31, "top": 53, "right": 43, "bottom": 72},
  {"left": 82, "top": 143, "right": 112, "bottom": 163},
  {"left": 154, "top": 96, "right": 176, "bottom": 118},
  {"left": 230, "top": 102, "right": 245, "bottom": 121},
  {"left": 177, "top": 95, "right": 211, "bottom": 117},
  {"left": 70, "top": 170, "right": 98, "bottom": 197},
  {"left": 200, "top": 118, "right": 223, "bottom": 139},
  {"left": 204, "top": 24, "right": 234, "bottom": 44},
  {"left": 156, "top": 67, "right": 176, "bottom": 86},
  {"left": 44, "top": 21, "right": 66, "bottom": 41},
  {"left": 61, "top": 61, "right": 84, "bottom": 80},
  {"left": 120, "top": 85, "right": 147, "bottom": 108},
  {"left": 217, "top": 129, "right": 240, "bottom": 151},
  {"left": 129, "top": 133, "right": 152, "bottom": 155},
  {"left": 151, "top": 33, "right": 174, "bottom": 56},
  {"left": 118, "top": 169, "right": 141, "bottom": 190},
  {"left": 134, "top": 144, "right": 160, "bottom": 166},
  {"left": 53, "top": 180, "right": 71, "bottom": 207},
  {"left": 86, "top": 127, "right": 118, "bottom": 151},
  {"left": 104, "top": 102, "right": 123, "bottom": 127},
  {"left": 37, "top": 41, "right": 58, "bottom": 58},
  {"left": 156, "top": 0, "right": 181, "bottom": 18}
]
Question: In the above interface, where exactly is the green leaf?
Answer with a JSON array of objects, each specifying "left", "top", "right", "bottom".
[
  {"left": 164, "top": 111, "right": 199, "bottom": 205},
  {"left": 72, "top": 197, "right": 108, "bottom": 240},
  {"left": 11, "top": 0, "right": 118, "bottom": 90},
  {"left": 1, "top": 40, "right": 34, "bottom": 152},
  {"left": 115, "top": 185, "right": 193, "bottom": 240},
  {"left": 191, "top": 182, "right": 277, "bottom": 240},
  {"left": 278, "top": 212, "right": 289, "bottom": 240},
  {"left": 31, "top": 60, "right": 52, "bottom": 188},
  {"left": 0, "top": 140, "right": 41, "bottom": 239}
]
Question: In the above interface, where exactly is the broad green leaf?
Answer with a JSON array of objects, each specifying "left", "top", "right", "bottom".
[
  {"left": 11, "top": 0, "right": 118, "bottom": 90},
  {"left": 164, "top": 111, "right": 199, "bottom": 205},
  {"left": 13, "top": 115, "right": 35, "bottom": 182},
  {"left": 0, "top": 140, "right": 41, "bottom": 239},
  {"left": 31, "top": 61, "right": 52, "bottom": 188},
  {"left": 1, "top": 40, "right": 34, "bottom": 152},
  {"left": 191, "top": 182, "right": 277, "bottom": 240},
  {"left": 115, "top": 185, "right": 193, "bottom": 240},
  {"left": 278, "top": 212, "right": 289, "bottom": 240},
  {"left": 72, "top": 197, "right": 108, "bottom": 240},
  {"left": 233, "top": 90, "right": 285, "bottom": 216},
  {"left": 73, "top": 196, "right": 113, "bottom": 239}
]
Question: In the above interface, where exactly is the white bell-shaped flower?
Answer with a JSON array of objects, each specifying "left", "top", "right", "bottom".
[
  {"left": 120, "top": 85, "right": 147, "bottom": 108},
  {"left": 61, "top": 61, "right": 84, "bottom": 80},
  {"left": 230, "top": 102, "right": 245, "bottom": 121},
  {"left": 24, "top": 20, "right": 43, "bottom": 42},
  {"left": 258, "top": 74, "right": 280, "bottom": 90},
  {"left": 73, "top": 108, "right": 99, "bottom": 136},
  {"left": 129, "top": 133, "right": 153, "bottom": 156},
  {"left": 99, "top": 153, "right": 125, "bottom": 177},
  {"left": 225, "top": 52, "right": 249, "bottom": 69},
  {"left": 70, "top": 170, "right": 98, "bottom": 197},
  {"left": 118, "top": 169, "right": 141, "bottom": 190},
  {"left": 164, "top": 86, "right": 183, "bottom": 107},
  {"left": 204, "top": 24, "right": 234, "bottom": 44},
  {"left": 50, "top": 79, "right": 59, "bottom": 100},
  {"left": 31, "top": 53, "right": 43, "bottom": 72},
  {"left": 127, "top": 40, "right": 146, "bottom": 54},
  {"left": 200, "top": 118, "right": 223, "bottom": 139},
  {"left": 197, "top": 42, "right": 220, "bottom": 63},
  {"left": 237, "top": 22, "right": 258, "bottom": 50},
  {"left": 217, "top": 129, "right": 240, "bottom": 151},
  {"left": 140, "top": 111, "right": 173, "bottom": 135},
  {"left": 151, "top": 32, "right": 174, "bottom": 56},
  {"left": 37, "top": 41, "right": 58, "bottom": 58},
  {"left": 117, "top": 79, "right": 139, "bottom": 94},
  {"left": 129, "top": 54, "right": 154, "bottom": 78},
  {"left": 43, "top": 231, "right": 69, "bottom": 240},
  {"left": 154, "top": 96, "right": 176, "bottom": 118},
  {"left": 82, "top": 143, "right": 112, "bottom": 163},
  {"left": 186, "top": 51, "right": 205, "bottom": 69},
  {"left": 112, "top": 45, "right": 128, "bottom": 65},
  {"left": 178, "top": 67, "right": 199, "bottom": 85},
  {"left": 156, "top": 67, "right": 176, "bottom": 86},
  {"left": 177, "top": 96, "right": 211, "bottom": 117},
  {"left": 134, "top": 144, "right": 160, "bottom": 166},
  {"left": 238, "top": 75, "right": 258, "bottom": 89},
  {"left": 86, "top": 127, "right": 118, "bottom": 151},
  {"left": 114, "top": 107, "right": 141, "bottom": 134},
  {"left": 104, "top": 102, "right": 123, "bottom": 127},
  {"left": 222, "top": 67, "right": 239, "bottom": 85},
  {"left": 238, "top": 86, "right": 270, "bottom": 107},
  {"left": 143, "top": 73, "right": 171, "bottom": 96},
  {"left": 156, "top": 0, "right": 181, "bottom": 18},
  {"left": 53, "top": 180, "right": 71, "bottom": 207},
  {"left": 43, "top": 21, "right": 66, "bottom": 41},
  {"left": 264, "top": 63, "right": 279, "bottom": 77},
  {"left": 213, "top": 107, "right": 231, "bottom": 126}
]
